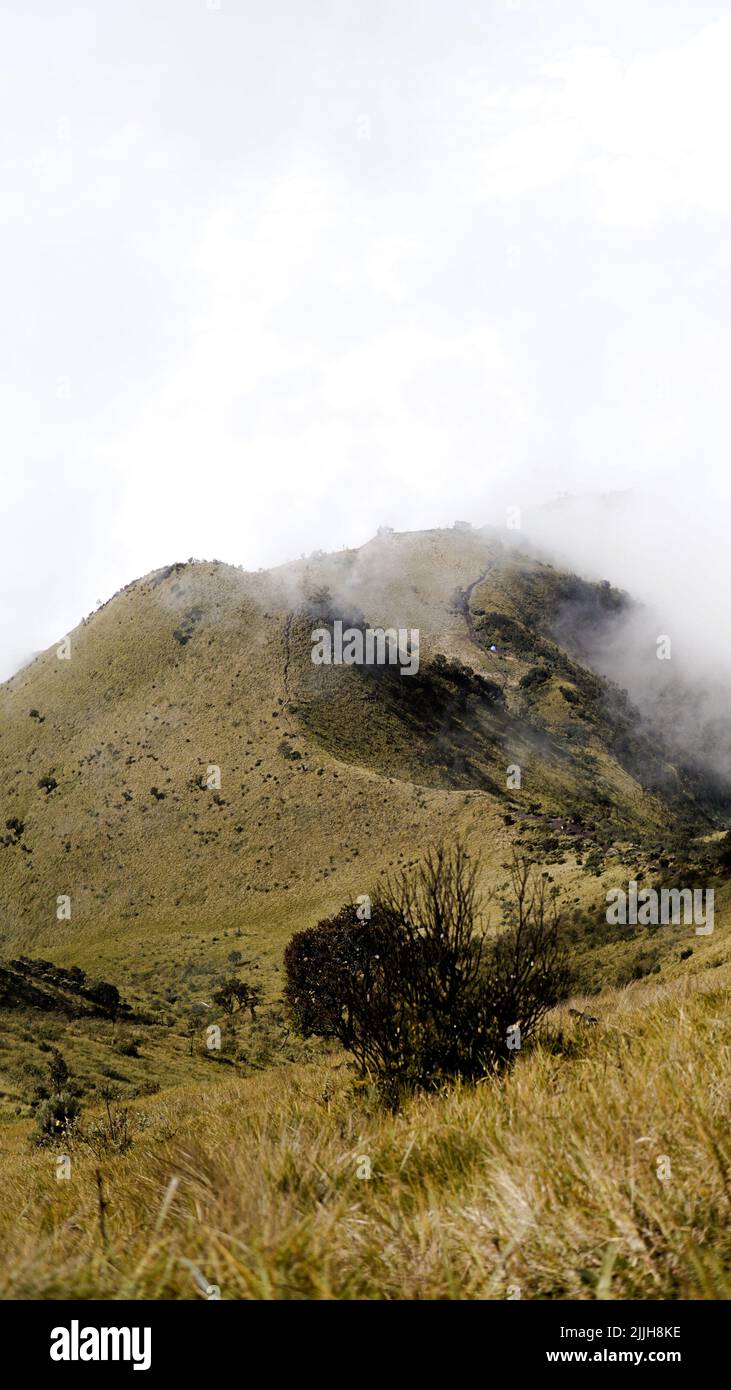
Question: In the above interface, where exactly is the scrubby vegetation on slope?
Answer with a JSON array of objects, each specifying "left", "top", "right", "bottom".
[{"left": 0, "top": 958, "right": 728, "bottom": 1300}]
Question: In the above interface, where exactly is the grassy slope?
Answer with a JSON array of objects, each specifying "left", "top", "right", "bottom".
[
  {"left": 0, "top": 529, "right": 714, "bottom": 987},
  {"left": 0, "top": 527, "right": 729, "bottom": 1298},
  {"left": 0, "top": 949, "right": 728, "bottom": 1300},
  {"left": 0, "top": 533, "right": 510, "bottom": 989}
]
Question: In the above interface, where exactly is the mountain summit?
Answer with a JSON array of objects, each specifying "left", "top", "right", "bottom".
[{"left": 0, "top": 527, "right": 726, "bottom": 989}]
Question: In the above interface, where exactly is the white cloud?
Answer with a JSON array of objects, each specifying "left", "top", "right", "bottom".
[
  {"left": 1, "top": 2, "right": 730, "bottom": 678},
  {"left": 473, "top": 18, "right": 731, "bottom": 224}
]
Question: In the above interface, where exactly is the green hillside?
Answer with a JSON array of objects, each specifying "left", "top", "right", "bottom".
[{"left": 0, "top": 528, "right": 728, "bottom": 1097}]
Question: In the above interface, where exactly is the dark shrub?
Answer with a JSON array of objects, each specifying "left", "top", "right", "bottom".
[
  {"left": 519, "top": 666, "right": 550, "bottom": 691},
  {"left": 33, "top": 1091, "right": 82, "bottom": 1144},
  {"left": 33, "top": 1049, "right": 81, "bottom": 1146},
  {"left": 114, "top": 1029, "right": 141, "bottom": 1058},
  {"left": 86, "top": 980, "right": 121, "bottom": 1019},
  {"left": 616, "top": 947, "right": 662, "bottom": 985},
  {"left": 284, "top": 844, "right": 570, "bottom": 1103},
  {"left": 213, "top": 978, "right": 263, "bottom": 1021},
  {"left": 49, "top": 1048, "right": 69, "bottom": 1093},
  {"left": 712, "top": 831, "right": 731, "bottom": 871},
  {"left": 278, "top": 739, "right": 302, "bottom": 760}
]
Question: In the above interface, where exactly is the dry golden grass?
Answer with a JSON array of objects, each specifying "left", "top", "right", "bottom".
[{"left": 1, "top": 960, "right": 728, "bottom": 1301}]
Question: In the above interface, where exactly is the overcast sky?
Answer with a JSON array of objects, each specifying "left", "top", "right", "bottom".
[{"left": 2, "top": 0, "right": 731, "bottom": 680}]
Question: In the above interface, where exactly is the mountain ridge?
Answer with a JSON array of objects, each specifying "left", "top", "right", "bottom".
[{"left": 1, "top": 527, "right": 727, "bottom": 1001}]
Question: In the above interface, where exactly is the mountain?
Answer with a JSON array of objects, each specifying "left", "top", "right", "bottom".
[
  {"left": 1, "top": 526, "right": 727, "bottom": 1011},
  {"left": 2, "top": 526, "right": 730, "bottom": 1300}
]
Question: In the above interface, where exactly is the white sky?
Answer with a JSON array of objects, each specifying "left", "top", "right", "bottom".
[{"left": 2, "top": 0, "right": 731, "bottom": 679}]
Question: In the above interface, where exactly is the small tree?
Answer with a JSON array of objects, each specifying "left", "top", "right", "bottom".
[
  {"left": 33, "top": 1049, "right": 81, "bottom": 1146},
  {"left": 49, "top": 1048, "right": 70, "bottom": 1094},
  {"left": 213, "top": 978, "right": 263, "bottom": 1024},
  {"left": 243, "top": 983, "right": 263, "bottom": 1021},
  {"left": 184, "top": 1004, "right": 208, "bottom": 1056},
  {"left": 285, "top": 843, "right": 570, "bottom": 1102}
]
